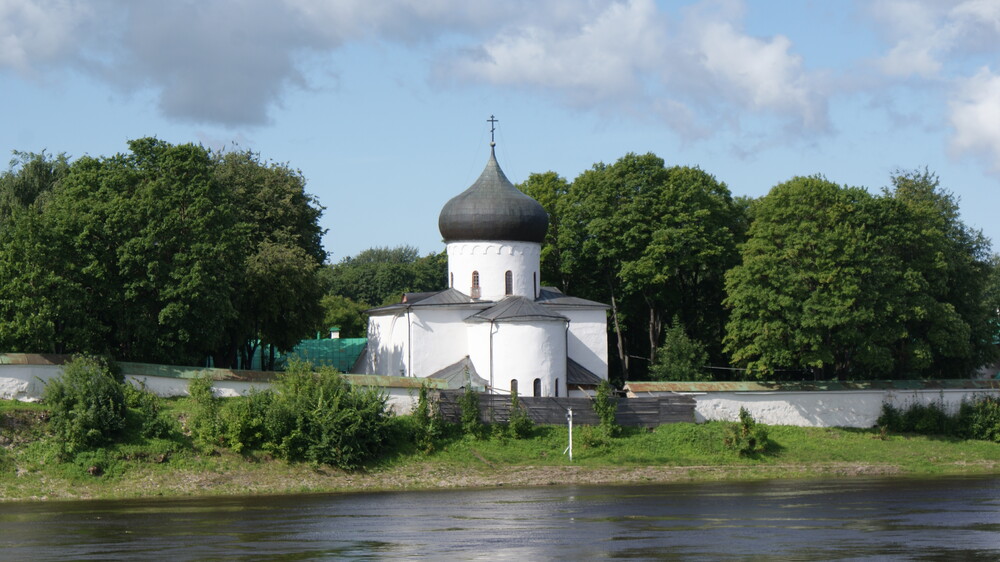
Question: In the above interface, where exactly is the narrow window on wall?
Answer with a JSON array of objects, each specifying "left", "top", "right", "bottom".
[
  {"left": 472, "top": 270, "right": 480, "bottom": 288},
  {"left": 511, "top": 379, "right": 518, "bottom": 395},
  {"left": 450, "top": 272, "right": 454, "bottom": 288},
  {"left": 555, "top": 378, "right": 559, "bottom": 397},
  {"left": 533, "top": 272, "right": 537, "bottom": 297},
  {"left": 533, "top": 378, "right": 541, "bottom": 397},
  {"left": 505, "top": 270, "right": 513, "bottom": 295}
]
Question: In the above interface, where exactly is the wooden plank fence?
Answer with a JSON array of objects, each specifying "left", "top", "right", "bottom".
[{"left": 434, "top": 391, "right": 695, "bottom": 427}]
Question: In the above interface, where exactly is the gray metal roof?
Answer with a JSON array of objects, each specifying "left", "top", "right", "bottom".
[
  {"left": 438, "top": 146, "right": 548, "bottom": 243},
  {"left": 537, "top": 287, "right": 610, "bottom": 309},
  {"left": 567, "top": 357, "right": 604, "bottom": 386},
  {"left": 467, "top": 296, "right": 568, "bottom": 323},
  {"left": 366, "top": 288, "right": 489, "bottom": 315},
  {"left": 426, "top": 355, "right": 489, "bottom": 390}
]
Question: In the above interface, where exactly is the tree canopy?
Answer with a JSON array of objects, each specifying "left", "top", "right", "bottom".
[
  {"left": 0, "top": 139, "right": 327, "bottom": 368},
  {"left": 724, "top": 173, "right": 996, "bottom": 380}
]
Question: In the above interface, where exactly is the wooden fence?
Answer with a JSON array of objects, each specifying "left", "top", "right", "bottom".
[{"left": 434, "top": 390, "right": 695, "bottom": 427}]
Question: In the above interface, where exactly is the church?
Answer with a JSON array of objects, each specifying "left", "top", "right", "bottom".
[{"left": 360, "top": 130, "right": 608, "bottom": 398}]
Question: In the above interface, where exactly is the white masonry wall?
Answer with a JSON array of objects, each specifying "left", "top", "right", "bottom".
[
  {"left": 365, "top": 311, "right": 410, "bottom": 376},
  {"left": 447, "top": 241, "right": 541, "bottom": 300},
  {"left": 408, "top": 307, "right": 472, "bottom": 378}
]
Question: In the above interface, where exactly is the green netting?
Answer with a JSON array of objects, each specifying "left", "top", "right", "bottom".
[{"left": 274, "top": 338, "right": 367, "bottom": 373}]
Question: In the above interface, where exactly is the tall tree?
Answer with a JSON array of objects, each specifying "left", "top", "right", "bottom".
[
  {"left": 210, "top": 149, "right": 327, "bottom": 368},
  {"left": 882, "top": 170, "right": 996, "bottom": 377},
  {"left": 557, "top": 153, "right": 743, "bottom": 382},
  {"left": 323, "top": 246, "right": 446, "bottom": 307},
  {"left": 518, "top": 171, "right": 571, "bottom": 292},
  {"left": 725, "top": 172, "right": 995, "bottom": 380}
]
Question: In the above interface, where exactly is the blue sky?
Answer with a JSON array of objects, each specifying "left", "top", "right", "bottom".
[{"left": 3, "top": 0, "right": 999, "bottom": 262}]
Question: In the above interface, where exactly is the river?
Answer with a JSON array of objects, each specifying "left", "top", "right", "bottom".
[{"left": 3, "top": 475, "right": 999, "bottom": 560}]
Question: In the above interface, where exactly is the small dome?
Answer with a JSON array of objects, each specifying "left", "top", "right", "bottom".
[{"left": 439, "top": 146, "right": 548, "bottom": 243}]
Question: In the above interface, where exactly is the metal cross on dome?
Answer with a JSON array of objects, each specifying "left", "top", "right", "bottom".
[{"left": 488, "top": 115, "right": 498, "bottom": 144}]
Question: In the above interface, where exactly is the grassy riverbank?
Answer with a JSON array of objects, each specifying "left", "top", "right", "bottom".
[{"left": 2, "top": 397, "right": 999, "bottom": 501}]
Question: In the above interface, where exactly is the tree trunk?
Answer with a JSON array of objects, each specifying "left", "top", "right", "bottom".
[
  {"left": 609, "top": 292, "right": 628, "bottom": 381},
  {"left": 647, "top": 302, "right": 662, "bottom": 365}
]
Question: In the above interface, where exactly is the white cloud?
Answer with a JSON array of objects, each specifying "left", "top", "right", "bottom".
[
  {"left": 0, "top": 0, "right": 829, "bottom": 140},
  {"left": 0, "top": 0, "right": 100, "bottom": 74},
  {"left": 443, "top": 0, "right": 828, "bottom": 139},
  {"left": 694, "top": 21, "right": 825, "bottom": 129},
  {"left": 949, "top": 67, "right": 1000, "bottom": 172},
  {"left": 869, "top": 0, "right": 1000, "bottom": 78},
  {"left": 443, "top": 0, "right": 666, "bottom": 104}
]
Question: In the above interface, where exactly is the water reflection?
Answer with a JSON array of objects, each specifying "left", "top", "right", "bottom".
[{"left": 2, "top": 476, "right": 999, "bottom": 560}]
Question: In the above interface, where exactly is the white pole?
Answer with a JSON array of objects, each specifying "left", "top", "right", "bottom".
[{"left": 563, "top": 408, "right": 573, "bottom": 462}]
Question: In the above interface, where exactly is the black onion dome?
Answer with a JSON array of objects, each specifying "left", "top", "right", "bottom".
[{"left": 438, "top": 146, "right": 548, "bottom": 243}]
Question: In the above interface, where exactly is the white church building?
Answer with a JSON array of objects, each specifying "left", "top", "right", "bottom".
[{"left": 361, "top": 138, "right": 608, "bottom": 397}]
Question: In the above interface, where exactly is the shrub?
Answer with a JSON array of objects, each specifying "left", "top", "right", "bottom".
[
  {"left": 724, "top": 407, "right": 769, "bottom": 456},
  {"left": 43, "top": 355, "right": 127, "bottom": 454},
  {"left": 459, "top": 386, "right": 484, "bottom": 439},
  {"left": 412, "top": 382, "right": 443, "bottom": 452},
  {"left": 123, "top": 381, "right": 174, "bottom": 439},
  {"left": 593, "top": 380, "right": 619, "bottom": 437},
  {"left": 958, "top": 395, "right": 1000, "bottom": 442},
  {"left": 264, "top": 360, "right": 391, "bottom": 470},
  {"left": 649, "top": 316, "right": 711, "bottom": 381},
  {"left": 879, "top": 400, "right": 958, "bottom": 436},
  {"left": 507, "top": 388, "right": 534, "bottom": 439},
  {"left": 220, "top": 388, "right": 274, "bottom": 454},
  {"left": 186, "top": 373, "right": 223, "bottom": 448}
]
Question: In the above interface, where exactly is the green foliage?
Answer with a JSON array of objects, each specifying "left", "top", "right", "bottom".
[
  {"left": 186, "top": 374, "right": 223, "bottom": 448},
  {"left": 0, "top": 140, "right": 327, "bottom": 368},
  {"left": 412, "top": 382, "right": 443, "bottom": 452},
  {"left": 880, "top": 397, "right": 1000, "bottom": 442},
  {"left": 593, "top": 380, "right": 620, "bottom": 437},
  {"left": 318, "top": 294, "right": 369, "bottom": 338},
  {"left": 552, "top": 154, "right": 745, "bottom": 381},
  {"left": 263, "top": 361, "right": 390, "bottom": 470},
  {"left": 649, "top": 316, "right": 711, "bottom": 381},
  {"left": 42, "top": 356, "right": 127, "bottom": 455},
  {"left": 725, "top": 172, "right": 995, "bottom": 380},
  {"left": 958, "top": 396, "right": 1000, "bottom": 442},
  {"left": 219, "top": 388, "right": 274, "bottom": 454},
  {"left": 322, "top": 246, "right": 447, "bottom": 308},
  {"left": 123, "top": 382, "right": 175, "bottom": 440},
  {"left": 507, "top": 388, "right": 534, "bottom": 439},
  {"left": 459, "top": 387, "right": 484, "bottom": 439},
  {"left": 723, "top": 407, "right": 770, "bottom": 456}
]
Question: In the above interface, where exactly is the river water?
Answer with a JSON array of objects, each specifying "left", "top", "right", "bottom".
[{"left": 3, "top": 476, "right": 999, "bottom": 560}]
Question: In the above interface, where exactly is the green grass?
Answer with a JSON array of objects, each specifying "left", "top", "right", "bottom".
[{"left": 2, "top": 397, "right": 999, "bottom": 502}]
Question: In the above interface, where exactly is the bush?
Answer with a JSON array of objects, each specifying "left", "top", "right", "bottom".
[
  {"left": 220, "top": 388, "right": 274, "bottom": 454},
  {"left": 959, "top": 395, "right": 1000, "bottom": 442},
  {"left": 186, "top": 373, "right": 223, "bottom": 448},
  {"left": 507, "top": 388, "right": 534, "bottom": 439},
  {"left": 412, "top": 382, "right": 443, "bottom": 452},
  {"left": 459, "top": 386, "right": 484, "bottom": 439},
  {"left": 878, "top": 400, "right": 959, "bottom": 437},
  {"left": 649, "top": 316, "right": 711, "bottom": 381},
  {"left": 263, "top": 360, "right": 391, "bottom": 470},
  {"left": 724, "top": 407, "right": 769, "bottom": 456},
  {"left": 43, "top": 355, "right": 127, "bottom": 454},
  {"left": 123, "top": 382, "right": 175, "bottom": 439},
  {"left": 593, "top": 380, "right": 619, "bottom": 437}
]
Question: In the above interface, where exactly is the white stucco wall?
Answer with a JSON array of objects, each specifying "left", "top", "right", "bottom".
[
  {"left": 409, "top": 308, "right": 471, "bottom": 377},
  {"left": 490, "top": 320, "right": 567, "bottom": 397},
  {"left": 365, "top": 311, "right": 410, "bottom": 376},
  {"left": 679, "top": 388, "right": 1000, "bottom": 428},
  {"left": 1, "top": 365, "right": 424, "bottom": 414},
  {"left": 560, "top": 308, "right": 609, "bottom": 380},
  {"left": 447, "top": 241, "right": 541, "bottom": 300}
]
